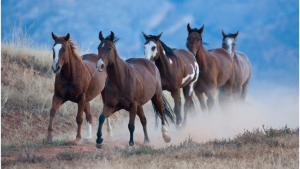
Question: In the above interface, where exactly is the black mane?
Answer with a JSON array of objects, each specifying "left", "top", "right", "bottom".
[
  {"left": 105, "top": 35, "right": 121, "bottom": 44},
  {"left": 146, "top": 35, "right": 176, "bottom": 58},
  {"left": 223, "top": 33, "right": 237, "bottom": 40}
]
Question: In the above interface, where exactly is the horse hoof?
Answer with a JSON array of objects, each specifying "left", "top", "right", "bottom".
[
  {"left": 176, "top": 123, "right": 182, "bottom": 130},
  {"left": 46, "top": 136, "right": 54, "bottom": 144},
  {"left": 163, "top": 133, "right": 171, "bottom": 143},
  {"left": 83, "top": 138, "right": 93, "bottom": 144},
  {"left": 144, "top": 139, "right": 150, "bottom": 144},
  {"left": 96, "top": 143, "right": 102, "bottom": 149},
  {"left": 66, "top": 139, "right": 81, "bottom": 145},
  {"left": 96, "top": 137, "right": 103, "bottom": 144},
  {"left": 105, "top": 135, "right": 114, "bottom": 142},
  {"left": 129, "top": 141, "right": 134, "bottom": 146}
]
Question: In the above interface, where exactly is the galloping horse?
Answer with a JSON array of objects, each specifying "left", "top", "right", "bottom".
[
  {"left": 186, "top": 24, "right": 234, "bottom": 111},
  {"left": 142, "top": 32, "right": 199, "bottom": 126},
  {"left": 95, "top": 31, "right": 175, "bottom": 147},
  {"left": 222, "top": 30, "right": 251, "bottom": 101},
  {"left": 47, "top": 33, "right": 111, "bottom": 144}
]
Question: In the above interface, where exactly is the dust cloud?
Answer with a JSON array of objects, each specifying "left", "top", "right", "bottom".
[{"left": 96, "top": 81, "right": 298, "bottom": 148}]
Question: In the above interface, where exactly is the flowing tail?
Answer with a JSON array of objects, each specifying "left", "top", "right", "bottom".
[{"left": 152, "top": 93, "right": 175, "bottom": 127}]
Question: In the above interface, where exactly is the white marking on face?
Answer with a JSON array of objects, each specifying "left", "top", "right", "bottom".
[
  {"left": 144, "top": 41, "right": 157, "bottom": 60},
  {"left": 182, "top": 63, "right": 196, "bottom": 85},
  {"left": 85, "top": 122, "right": 92, "bottom": 139},
  {"left": 96, "top": 59, "right": 104, "bottom": 69},
  {"left": 163, "top": 50, "right": 166, "bottom": 55},
  {"left": 53, "top": 44, "right": 62, "bottom": 70},
  {"left": 188, "top": 62, "right": 199, "bottom": 96},
  {"left": 169, "top": 58, "right": 173, "bottom": 64},
  {"left": 224, "top": 37, "right": 234, "bottom": 55},
  {"left": 102, "top": 43, "right": 105, "bottom": 47}
]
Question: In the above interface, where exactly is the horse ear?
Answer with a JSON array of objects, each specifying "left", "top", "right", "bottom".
[
  {"left": 199, "top": 25, "right": 204, "bottom": 34},
  {"left": 64, "top": 33, "right": 70, "bottom": 41},
  {"left": 142, "top": 32, "right": 148, "bottom": 40},
  {"left": 233, "top": 31, "right": 239, "bottom": 38},
  {"left": 187, "top": 23, "right": 192, "bottom": 32},
  {"left": 110, "top": 31, "right": 115, "bottom": 41},
  {"left": 222, "top": 29, "right": 226, "bottom": 38},
  {"left": 99, "top": 31, "right": 104, "bottom": 41},
  {"left": 156, "top": 32, "right": 163, "bottom": 41},
  {"left": 52, "top": 32, "right": 57, "bottom": 40}
]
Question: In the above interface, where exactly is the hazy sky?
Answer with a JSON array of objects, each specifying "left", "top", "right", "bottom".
[{"left": 1, "top": 0, "right": 299, "bottom": 89}]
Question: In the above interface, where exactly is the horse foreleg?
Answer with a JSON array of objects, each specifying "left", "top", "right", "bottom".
[
  {"left": 128, "top": 102, "right": 137, "bottom": 146},
  {"left": 72, "top": 93, "right": 86, "bottom": 144},
  {"left": 194, "top": 88, "right": 206, "bottom": 112},
  {"left": 205, "top": 86, "right": 217, "bottom": 111},
  {"left": 83, "top": 102, "right": 93, "bottom": 143},
  {"left": 96, "top": 105, "right": 118, "bottom": 148},
  {"left": 47, "top": 94, "right": 64, "bottom": 143},
  {"left": 106, "top": 117, "right": 113, "bottom": 141}
]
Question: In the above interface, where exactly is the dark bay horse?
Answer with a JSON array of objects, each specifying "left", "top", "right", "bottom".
[
  {"left": 47, "top": 33, "right": 110, "bottom": 144},
  {"left": 95, "top": 31, "right": 175, "bottom": 147},
  {"left": 222, "top": 30, "right": 251, "bottom": 101},
  {"left": 142, "top": 32, "right": 199, "bottom": 126},
  {"left": 186, "top": 24, "right": 234, "bottom": 111}
]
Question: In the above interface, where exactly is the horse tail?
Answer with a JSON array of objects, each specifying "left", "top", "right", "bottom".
[
  {"left": 151, "top": 93, "right": 175, "bottom": 126},
  {"left": 182, "top": 89, "right": 196, "bottom": 110}
]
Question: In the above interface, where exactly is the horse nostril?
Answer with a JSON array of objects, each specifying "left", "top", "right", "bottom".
[{"left": 100, "top": 64, "right": 105, "bottom": 70}]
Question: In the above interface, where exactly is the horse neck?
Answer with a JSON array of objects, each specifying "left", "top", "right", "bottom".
[
  {"left": 60, "top": 51, "right": 86, "bottom": 81},
  {"left": 155, "top": 46, "right": 171, "bottom": 78},
  {"left": 195, "top": 42, "right": 210, "bottom": 70},
  {"left": 106, "top": 54, "right": 127, "bottom": 85}
]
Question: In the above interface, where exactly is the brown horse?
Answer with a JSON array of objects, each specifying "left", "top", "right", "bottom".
[
  {"left": 142, "top": 32, "right": 199, "bottom": 126},
  {"left": 47, "top": 33, "right": 110, "bottom": 144},
  {"left": 186, "top": 24, "right": 234, "bottom": 111},
  {"left": 95, "top": 31, "right": 175, "bottom": 147},
  {"left": 222, "top": 30, "right": 251, "bottom": 101}
]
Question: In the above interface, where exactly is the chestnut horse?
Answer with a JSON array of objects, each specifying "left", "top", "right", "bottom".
[
  {"left": 142, "top": 32, "right": 199, "bottom": 126},
  {"left": 95, "top": 31, "right": 175, "bottom": 147},
  {"left": 186, "top": 24, "right": 234, "bottom": 111},
  {"left": 222, "top": 30, "right": 251, "bottom": 101},
  {"left": 47, "top": 33, "right": 112, "bottom": 144}
]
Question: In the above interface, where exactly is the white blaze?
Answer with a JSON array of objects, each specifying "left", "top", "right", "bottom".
[
  {"left": 144, "top": 41, "right": 157, "bottom": 60},
  {"left": 53, "top": 44, "right": 62, "bottom": 69},
  {"left": 169, "top": 58, "right": 173, "bottom": 64},
  {"left": 102, "top": 43, "right": 105, "bottom": 47},
  {"left": 224, "top": 37, "right": 234, "bottom": 55}
]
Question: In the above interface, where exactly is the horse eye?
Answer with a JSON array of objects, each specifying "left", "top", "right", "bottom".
[
  {"left": 63, "top": 48, "right": 66, "bottom": 52},
  {"left": 233, "top": 42, "right": 236, "bottom": 45},
  {"left": 152, "top": 46, "right": 156, "bottom": 51},
  {"left": 108, "top": 48, "right": 112, "bottom": 51}
]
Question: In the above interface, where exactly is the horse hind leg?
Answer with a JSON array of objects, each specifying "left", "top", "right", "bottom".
[
  {"left": 241, "top": 79, "right": 250, "bottom": 101},
  {"left": 137, "top": 106, "right": 150, "bottom": 144},
  {"left": 105, "top": 117, "right": 114, "bottom": 142},
  {"left": 151, "top": 93, "right": 173, "bottom": 143},
  {"left": 182, "top": 85, "right": 194, "bottom": 126},
  {"left": 171, "top": 89, "right": 182, "bottom": 127}
]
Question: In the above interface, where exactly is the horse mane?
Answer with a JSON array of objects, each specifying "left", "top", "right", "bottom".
[
  {"left": 223, "top": 33, "right": 237, "bottom": 39},
  {"left": 147, "top": 35, "right": 176, "bottom": 58},
  {"left": 187, "top": 29, "right": 209, "bottom": 48},
  {"left": 67, "top": 38, "right": 82, "bottom": 59},
  {"left": 105, "top": 35, "right": 121, "bottom": 44}
]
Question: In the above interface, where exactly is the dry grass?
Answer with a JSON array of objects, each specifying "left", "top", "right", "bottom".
[{"left": 2, "top": 126, "right": 298, "bottom": 168}]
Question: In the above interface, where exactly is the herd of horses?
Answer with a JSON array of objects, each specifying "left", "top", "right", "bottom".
[{"left": 46, "top": 23, "right": 251, "bottom": 147}]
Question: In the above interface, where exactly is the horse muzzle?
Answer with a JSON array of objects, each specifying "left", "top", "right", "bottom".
[
  {"left": 52, "top": 65, "right": 61, "bottom": 74},
  {"left": 96, "top": 59, "right": 106, "bottom": 72}
]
